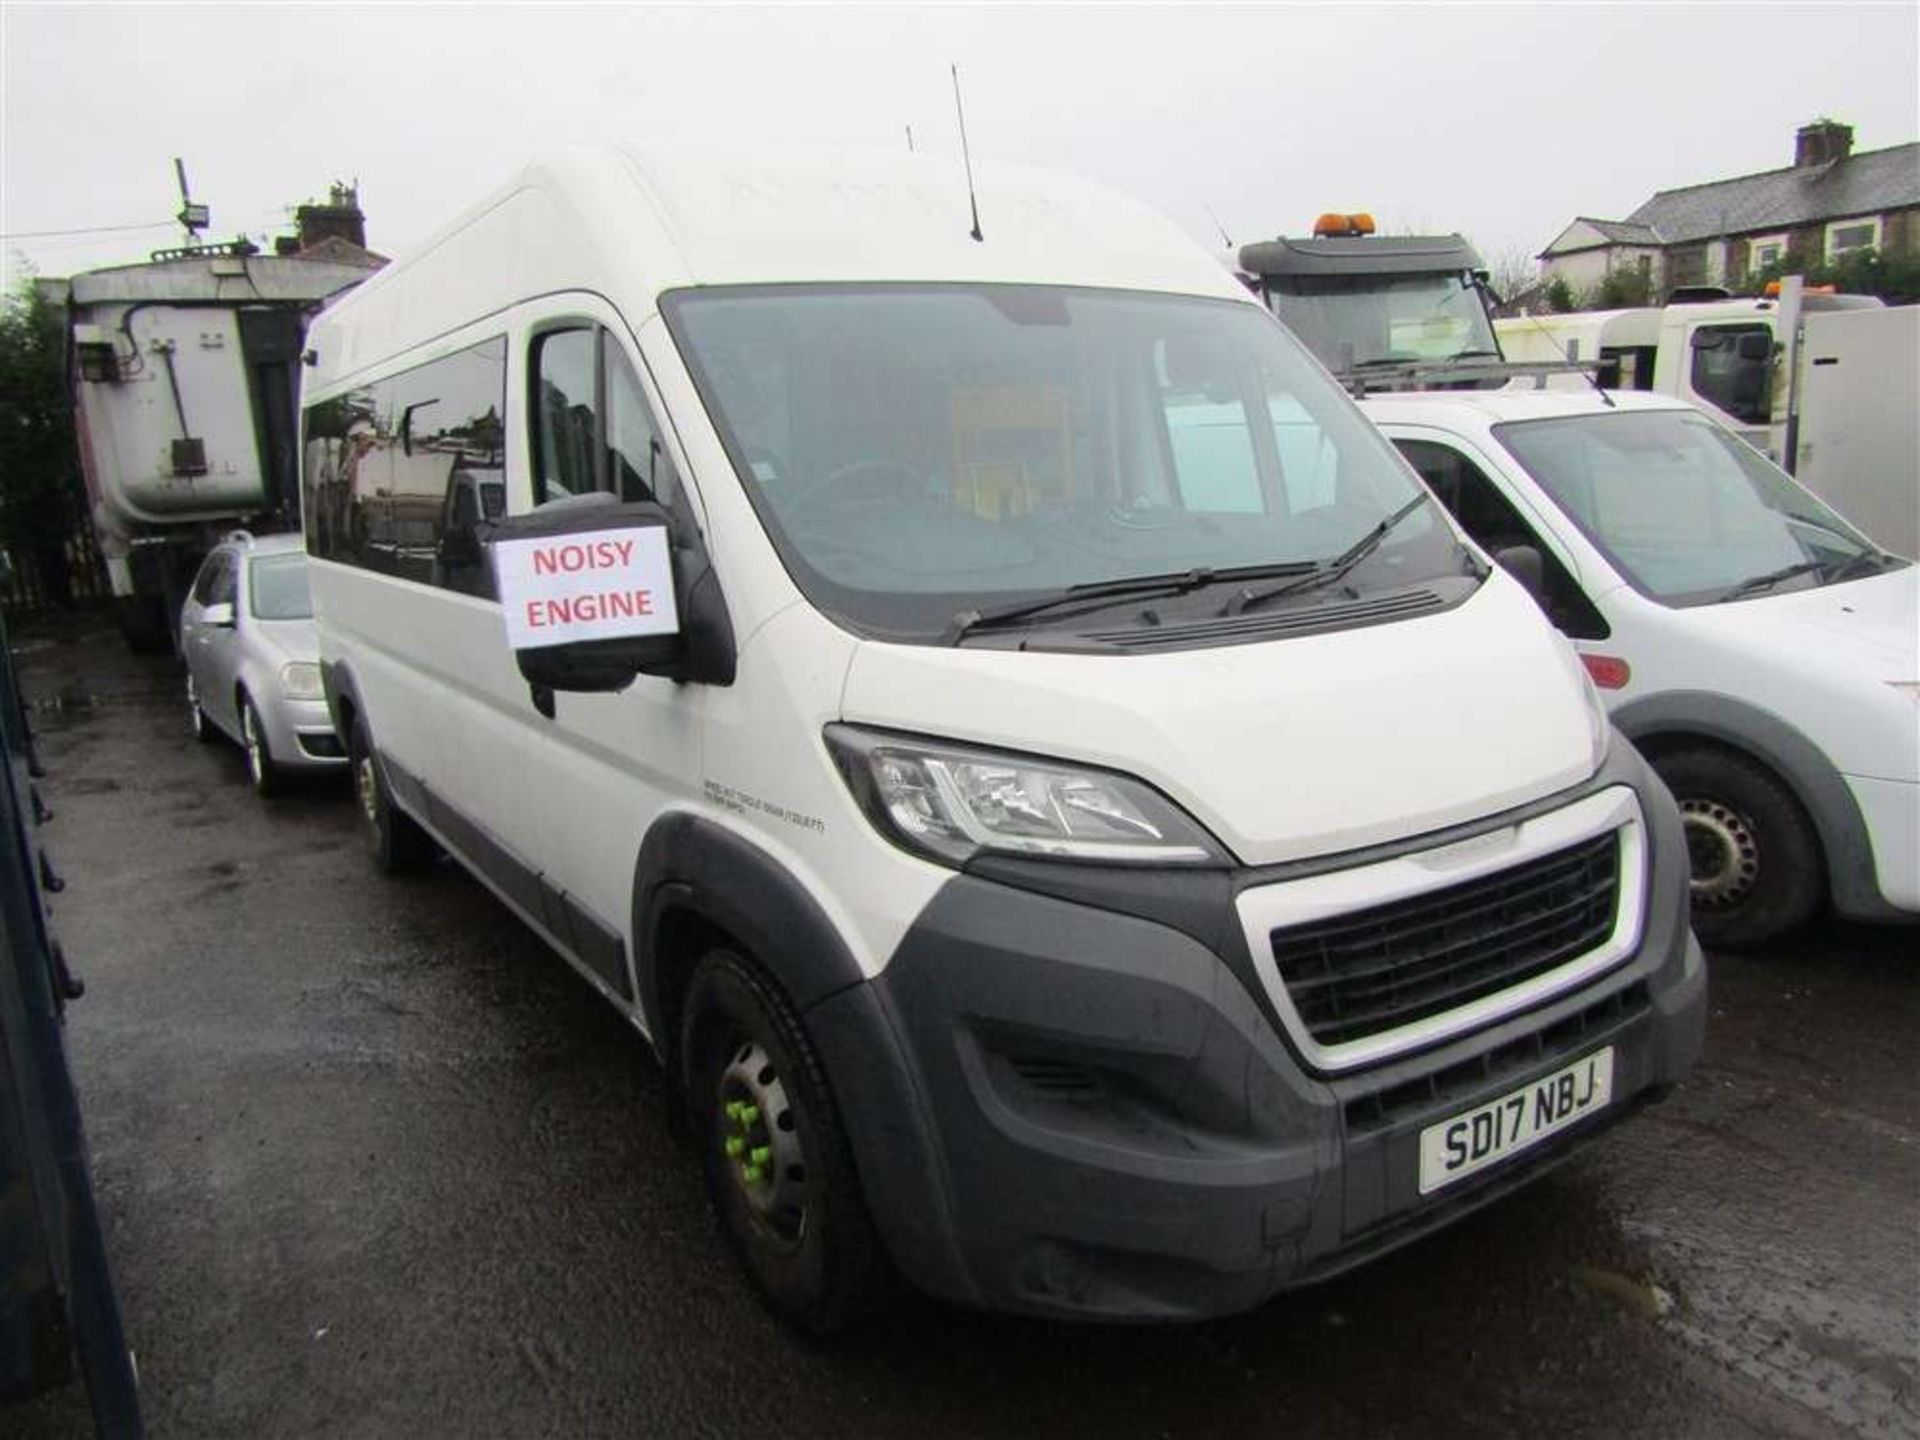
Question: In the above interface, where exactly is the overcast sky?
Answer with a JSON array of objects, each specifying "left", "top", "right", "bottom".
[{"left": 3, "top": 2, "right": 1916, "bottom": 289}]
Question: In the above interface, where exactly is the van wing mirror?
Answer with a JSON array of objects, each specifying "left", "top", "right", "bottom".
[
  {"left": 487, "top": 496, "right": 736, "bottom": 696},
  {"left": 489, "top": 498, "right": 684, "bottom": 694},
  {"left": 1492, "top": 545, "right": 1548, "bottom": 610},
  {"left": 1735, "top": 332, "right": 1773, "bottom": 362}
]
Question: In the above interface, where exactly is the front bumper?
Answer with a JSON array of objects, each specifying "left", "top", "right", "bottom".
[
  {"left": 1842, "top": 773, "right": 1920, "bottom": 915},
  {"left": 808, "top": 745, "right": 1705, "bottom": 1321},
  {"left": 264, "top": 694, "right": 348, "bottom": 770}
]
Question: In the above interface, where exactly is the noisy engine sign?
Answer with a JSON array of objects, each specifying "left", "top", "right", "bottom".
[{"left": 493, "top": 527, "right": 680, "bottom": 650}]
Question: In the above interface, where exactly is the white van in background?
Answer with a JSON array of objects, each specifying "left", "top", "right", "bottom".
[
  {"left": 300, "top": 146, "right": 1703, "bottom": 1331},
  {"left": 1369, "top": 389, "right": 1918, "bottom": 948}
]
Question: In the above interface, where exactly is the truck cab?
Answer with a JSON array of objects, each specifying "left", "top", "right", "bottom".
[{"left": 1237, "top": 215, "right": 1504, "bottom": 385}]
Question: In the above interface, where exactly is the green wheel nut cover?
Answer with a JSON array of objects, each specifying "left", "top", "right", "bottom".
[
  {"left": 749, "top": 1145, "right": 771, "bottom": 1166},
  {"left": 723, "top": 1136, "right": 745, "bottom": 1158}
]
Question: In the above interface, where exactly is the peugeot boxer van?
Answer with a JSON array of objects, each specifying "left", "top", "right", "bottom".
[{"left": 300, "top": 146, "right": 1704, "bottom": 1332}]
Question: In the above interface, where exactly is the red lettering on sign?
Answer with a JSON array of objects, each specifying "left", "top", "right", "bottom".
[
  {"left": 529, "top": 536, "right": 642, "bottom": 577},
  {"left": 523, "top": 590, "right": 657, "bottom": 629}
]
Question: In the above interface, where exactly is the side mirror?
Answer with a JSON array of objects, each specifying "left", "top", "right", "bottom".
[
  {"left": 202, "top": 601, "right": 235, "bottom": 628},
  {"left": 488, "top": 496, "right": 735, "bottom": 697},
  {"left": 1492, "top": 545, "right": 1548, "bottom": 610},
  {"left": 1736, "top": 332, "right": 1773, "bottom": 362}
]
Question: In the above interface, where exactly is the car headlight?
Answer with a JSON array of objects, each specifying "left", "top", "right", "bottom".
[
  {"left": 826, "top": 725, "right": 1226, "bottom": 869},
  {"left": 280, "top": 662, "right": 324, "bottom": 701}
]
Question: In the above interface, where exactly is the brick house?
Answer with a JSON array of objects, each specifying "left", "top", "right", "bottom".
[{"left": 1537, "top": 120, "right": 1918, "bottom": 297}]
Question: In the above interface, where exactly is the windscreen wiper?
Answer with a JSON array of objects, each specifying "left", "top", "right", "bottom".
[
  {"left": 1820, "top": 548, "right": 1899, "bottom": 584},
  {"left": 1715, "top": 558, "right": 1824, "bottom": 603},
  {"left": 1223, "top": 494, "right": 1430, "bottom": 616},
  {"left": 943, "top": 563, "right": 1315, "bottom": 645}
]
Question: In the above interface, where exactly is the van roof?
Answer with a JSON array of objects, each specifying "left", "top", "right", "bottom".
[{"left": 308, "top": 145, "right": 1248, "bottom": 387}]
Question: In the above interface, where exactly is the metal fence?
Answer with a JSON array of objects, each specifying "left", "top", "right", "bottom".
[{"left": 1, "top": 526, "right": 111, "bottom": 614}]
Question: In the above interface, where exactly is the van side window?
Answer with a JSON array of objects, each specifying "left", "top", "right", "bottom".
[
  {"left": 532, "top": 326, "right": 682, "bottom": 508},
  {"left": 1394, "top": 438, "right": 1609, "bottom": 640},
  {"left": 533, "top": 328, "right": 598, "bottom": 502},
  {"left": 301, "top": 335, "right": 507, "bottom": 597},
  {"left": 607, "top": 344, "right": 681, "bottom": 507}
]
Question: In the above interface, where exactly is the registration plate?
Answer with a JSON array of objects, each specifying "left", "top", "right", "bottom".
[{"left": 1417, "top": 1047, "right": 1614, "bottom": 1195}]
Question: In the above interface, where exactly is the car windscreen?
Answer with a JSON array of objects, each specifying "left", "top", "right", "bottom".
[
  {"left": 248, "top": 552, "right": 314, "bottom": 620},
  {"left": 663, "top": 284, "right": 1459, "bottom": 644},
  {"left": 1270, "top": 273, "right": 1501, "bottom": 371},
  {"left": 1492, "top": 409, "right": 1889, "bottom": 606}
]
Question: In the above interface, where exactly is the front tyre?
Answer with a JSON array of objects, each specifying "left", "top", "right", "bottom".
[
  {"left": 187, "top": 672, "right": 214, "bottom": 745},
  {"left": 345, "top": 713, "right": 433, "bottom": 874},
  {"left": 239, "top": 695, "right": 282, "bottom": 798},
  {"left": 1654, "top": 746, "right": 1823, "bottom": 948},
  {"left": 681, "top": 948, "right": 888, "bottom": 1336}
]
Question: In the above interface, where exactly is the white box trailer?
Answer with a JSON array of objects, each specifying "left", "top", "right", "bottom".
[
  {"left": 62, "top": 247, "right": 379, "bottom": 648},
  {"left": 1495, "top": 286, "right": 1919, "bottom": 558}
]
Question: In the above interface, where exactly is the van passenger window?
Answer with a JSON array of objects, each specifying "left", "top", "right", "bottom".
[
  {"left": 607, "top": 346, "right": 681, "bottom": 507},
  {"left": 1394, "top": 438, "right": 1608, "bottom": 640},
  {"left": 301, "top": 335, "right": 507, "bottom": 596},
  {"left": 534, "top": 329, "right": 598, "bottom": 502},
  {"left": 533, "top": 326, "right": 682, "bottom": 509}
]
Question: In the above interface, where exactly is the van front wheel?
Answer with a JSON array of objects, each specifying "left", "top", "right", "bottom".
[
  {"left": 681, "top": 947, "right": 886, "bottom": 1336},
  {"left": 1654, "top": 746, "right": 1822, "bottom": 948},
  {"left": 346, "top": 714, "right": 432, "bottom": 875}
]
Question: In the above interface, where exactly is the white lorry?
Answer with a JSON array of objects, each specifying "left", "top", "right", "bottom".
[
  {"left": 1495, "top": 285, "right": 1919, "bottom": 558},
  {"left": 61, "top": 241, "right": 380, "bottom": 649}
]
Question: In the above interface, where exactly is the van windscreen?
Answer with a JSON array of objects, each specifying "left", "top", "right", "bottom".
[{"left": 665, "top": 284, "right": 1463, "bottom": 644}]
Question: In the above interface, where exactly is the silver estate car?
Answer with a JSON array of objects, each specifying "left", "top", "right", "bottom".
[{"left": 180, "top": 532, "right": 345, "bottom": 794}]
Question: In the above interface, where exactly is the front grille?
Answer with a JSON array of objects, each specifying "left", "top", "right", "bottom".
[{"left": 1271, "top": 831, "right": 1620, "bottom": 1048}]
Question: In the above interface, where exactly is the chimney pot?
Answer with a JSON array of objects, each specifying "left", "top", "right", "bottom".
[{"left": 1795, "top": 119, "right": 1854, "bottom": 168}]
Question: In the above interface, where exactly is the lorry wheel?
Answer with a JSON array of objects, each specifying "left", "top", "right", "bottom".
[
  {"left": 186, "top": 673, "right": 214, "bottom": 745},
  {"left": 346, "top": 714, "right": 432, "bottom": 874},
  {"left": 681, "top": 947, "right": 887, "bottom": 1336},
  {"left": 1653, "top": 747, "right": 1822, "bottom": 948},
  {"left": 239, "top": 696, "right": 282, "bottom": 798}
]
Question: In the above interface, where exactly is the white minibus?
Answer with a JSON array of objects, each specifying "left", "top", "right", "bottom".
[{"left": 301, "top": 146, "right": 1703, "bottom": 1331}]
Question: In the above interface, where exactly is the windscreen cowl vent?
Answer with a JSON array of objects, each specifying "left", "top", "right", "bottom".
[{"left": 1083, "top": 588, "right": 1444, "bottom": 653}]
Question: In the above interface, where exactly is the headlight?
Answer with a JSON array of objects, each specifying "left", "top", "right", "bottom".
[
  {"left": 825, "top": 725, "right": 1226, "bottom": 868},
  {"left": 280, "top": 662, "right": 324, "bottom": 701}
]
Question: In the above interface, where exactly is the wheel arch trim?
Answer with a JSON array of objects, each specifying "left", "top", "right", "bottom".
[{"left": 1612, "top": 689, "right": 1880, "bottom": 916}]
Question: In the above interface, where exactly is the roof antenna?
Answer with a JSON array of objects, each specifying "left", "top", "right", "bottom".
[
  {"left": 173, "top": 157, "right": 209, "bottom": 244},
  {"left": 1204, "top": 204, "right": 1233, "bottom": 249},
  {"left": 950, "top": 63, "right": 984, "bottom": 242},
  {"left": 906, "top": 124, "right": 916, "bottom": 153}
]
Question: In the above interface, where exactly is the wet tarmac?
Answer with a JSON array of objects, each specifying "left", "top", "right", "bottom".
[{"left": 7, "top": 611, "right": 1917, "bottom": 1439}]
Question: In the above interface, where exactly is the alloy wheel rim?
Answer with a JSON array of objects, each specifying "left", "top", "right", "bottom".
[
  {"left": 1679, "top": 797, "right": 1759, "bottom": 908},
  {"left": 242, "top": 708, "right": 263, "bottom": 785},
  {"left": 715, "top": 1039, "right": 808, "bottom": 1251},
  {"left": 355, "top": 755, "right": 380, "bottom": 827}
]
